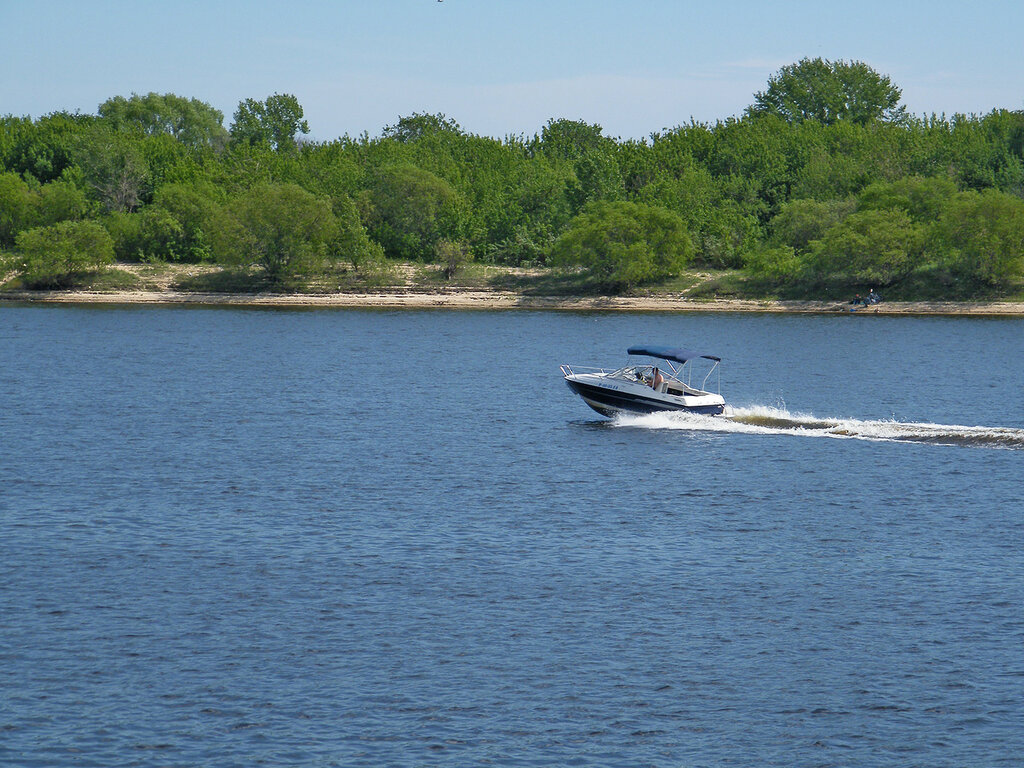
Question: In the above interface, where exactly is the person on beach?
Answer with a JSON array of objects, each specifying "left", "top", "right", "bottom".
[
  {"left": 849, "top": 294, "right": 864, "bottom": 306},
  {"left": 868, "top": 288, "right": 881, "bottom": 304}
]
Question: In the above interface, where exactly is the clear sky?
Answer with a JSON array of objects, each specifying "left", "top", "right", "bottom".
[{"left": 2, "top": 0, "right": 1022, "bottom": 141}]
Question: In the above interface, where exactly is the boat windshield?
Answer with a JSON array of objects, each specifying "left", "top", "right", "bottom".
[{"left": 610, "top": 358, "right": 720, "bottom": 395}]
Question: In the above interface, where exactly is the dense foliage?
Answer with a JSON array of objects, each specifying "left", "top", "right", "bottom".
[
  {"left": 2, "top": 61, "right": 1024, "bottom": 294},
  {"left": 551, "top": 201, "right": 693, "bottom": 289}
]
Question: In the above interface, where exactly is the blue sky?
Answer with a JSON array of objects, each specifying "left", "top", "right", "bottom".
[{"left": 2, "top": 0, "right": 1022, "bottom": 141}]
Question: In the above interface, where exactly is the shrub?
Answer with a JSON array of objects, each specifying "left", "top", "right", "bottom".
[
  {"left": 809, "top": 208, "right": 922, "bottom": 286},
  {"left": 744, "top": 245, "right": 805, "bottom": 282},
  {"left": 933, "top": 189, "right": 1024, "bottom": 285},
  {"left": 13, "top": 220, "right": 114, "bottom": 287},
  {"left": 551, "top": 201, "right": 693, "bottom": 290},
  {"left": 213, "top": 183, "right": 338, "bottom": 281}
]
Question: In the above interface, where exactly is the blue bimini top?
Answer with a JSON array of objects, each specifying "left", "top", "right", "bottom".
[{"left": 627, "top": 345, "right": 721, "bottom": 364}]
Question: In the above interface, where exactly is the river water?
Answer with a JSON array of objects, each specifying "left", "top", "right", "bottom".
[{"left": 1, "top": 305, "right": 1022, "bottom": 767}]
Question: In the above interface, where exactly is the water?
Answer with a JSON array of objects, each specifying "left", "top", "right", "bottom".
[{"left": 1, "top": 306, "right": 1022, "bottom": 767}]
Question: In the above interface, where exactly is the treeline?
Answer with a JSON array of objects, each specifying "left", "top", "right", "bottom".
[{"left": 2, "top": 59, "right": 1023, "bottom": 295}]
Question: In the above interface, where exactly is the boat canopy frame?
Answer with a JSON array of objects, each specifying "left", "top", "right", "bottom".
[
  {"left": 626, "top": 345, "right": 720, "bottom": 364},
  {"left": 626, "top": 345, "right": 721, "bottom": 394}
]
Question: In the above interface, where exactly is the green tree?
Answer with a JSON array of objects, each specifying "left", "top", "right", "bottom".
[
  {"left": 810, "top": 208, "right": 922, "bottom": 286},
  {"left": 551, "top": 201, "right": 693, "bottom": 290},
  {"left": 150, "top": 180, "right": 222, "bottom": 262},
  {"left": 0, "top": 172, "right": 91, "bottom": 247},
  {"left": 857, "top": 175, "right": 958, "bottom": 221},
  {"left": 536, "top": 118, "right": 607, "bottom": 161},
  {"left": 99, "top": 92, "right": 228, "bottom": 149},
  {"left": 103, "top": 207, "right": 188, "bottom": 262},
  {"left": 365, "top": 163, "right": 464, "bottom": 260},
  {"left": 770, "top": 197, "right": 856, "bottom": 253},
  {"left": 74, "top": 124, "right": 151, "bottom": 212},
  {"left": 933, "top": 189, "right": 1024, "bottom": 285},
  {"left": 213, "top": 182, "right": 338, "bottom": 280},
  {"left": 748, "top": 58, "right": 907, "bottom": 126},
  {"left": 535, "top": 119, "right": 623, "bottom": 213},
  {"left": 230, "top": 93, "right": 310, "bottom": 151},
  {"left": 743, "top": 245, "right": 805, "bottom": 282},
  {"left": 331, "top": 194, "right": 385, "bottom": 271},
  {"left": 36, "top": 178, "right": 91, "bottom": 228},
  {"left": 0, "top": 171, "right": 34, "bottom": 246},
  {"left": 435, "top": 238, "right": 473, "bottom": 279},
  {"left": 1, "top": 111, "right": 94, "bottom": 183},
  {"left": 12, "top": 220, "right": 114, "bottom": 287},
  {"left": 640, "top": 165, "right": 761, "bottom": 268},
  {"left": 383, "top": 112, "right": 462, "bottom": 143}
]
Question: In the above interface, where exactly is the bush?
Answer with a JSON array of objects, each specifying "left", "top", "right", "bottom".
[
  {"left": 332, "top": 194, "right": 385, "bottom": 271},
  {"left": 13, "top": 220, "right": 114, "bottom": 287},
  {"left": 809, "top": 208, "right": 922, "bottom": 286},
  {"left": 743, "top": 245, "right": 805, "bottom": 282},
  {"left": 151, "top": 180, "right": 222, "bottom": 262},
  {"left": 212, "top": 183, "right": 338, "bottom": 281},
  {"left": 0, "top": 172, "right": 34, "bottom": 247},
  {"left": 104, "top": 208, "right": 188, "bottom": 262},
  {"left": 770, "top": 198, "right": 855, "bottom": 253},
  {"left": 365, "top": 164, "right": 464, "bottom": 261},
  {"left": 435, "top": 238, "right": 472, "bottom": 279},
  {"left": 551, "top": 201, "right": 693, "bottom": 290},
  {"left": 933, "top": 189, "right": 1024, "bottom": 285}
]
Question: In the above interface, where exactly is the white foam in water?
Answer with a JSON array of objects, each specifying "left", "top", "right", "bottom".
[{"left": 611, "top": 404, "right": 1024, "bottom": 449}]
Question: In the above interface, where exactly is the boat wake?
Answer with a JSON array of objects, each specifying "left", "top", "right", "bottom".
[{"left": 611, "top": 405, "right": 1024, "bottom": 450}]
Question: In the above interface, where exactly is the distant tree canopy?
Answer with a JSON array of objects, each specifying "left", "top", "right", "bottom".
[
  {"left": 99, "top": 92, "right": 229, "bottom": 149},
  {"left": 748, "top": 58, "right": 907, "bottom": 126},
  {"left": 2, "top": 61, "right": 1024, "bottom": 297},
  {"left": 230, "top": 93, "right": 310, "bottom": 151},
  {"left": 383, "top": 112, "right": 463, "bottom": 143}
]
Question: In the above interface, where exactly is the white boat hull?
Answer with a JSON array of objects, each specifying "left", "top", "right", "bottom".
[{"left": 564, "top": 373, "right": 725, "bottom": 417}]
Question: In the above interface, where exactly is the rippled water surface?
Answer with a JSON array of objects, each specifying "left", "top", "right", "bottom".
[{"left": 2, "top": 306, "right": 1023, "bottom": 767}]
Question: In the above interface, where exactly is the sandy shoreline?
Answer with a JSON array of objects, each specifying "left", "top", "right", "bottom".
[{"left": 3, "top": 287, "right": 1024, "bottom": 315}]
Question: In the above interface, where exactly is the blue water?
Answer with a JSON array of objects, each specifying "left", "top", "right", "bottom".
[{"left": 1, "top": 306, "right": 1023, "bottom": 767}]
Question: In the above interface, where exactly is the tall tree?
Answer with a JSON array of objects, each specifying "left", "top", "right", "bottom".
[
  {"left": 1, "top": 112, "right": 95, "bottom": 183},
  {"left": 535, "top": 119, "right": 623, "bottom": 213},
  {"left": 748, "top": 58, "right": 907, "bottom": 126},
  {"left": 382, "top": 113, "right": 462, "bottom": 143},
  {"left": 99, "top": 92, "right": 228, "bottom": 149},
  {"left": 230, "top": 94, "right": 310, "bottom": 151},
  {"left": 536, "top": 118, "right": 607, "bottom": 161},
  {"left": 73, "top": 125, "right": 150, "bottom": 212}
]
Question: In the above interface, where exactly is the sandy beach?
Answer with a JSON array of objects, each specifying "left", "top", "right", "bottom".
[
  {"left": 4, "top": 285, "right": 1024, "bottom": 315},
  {"left": 2, "top": 262, "right": 1022, "bottom": 314}
]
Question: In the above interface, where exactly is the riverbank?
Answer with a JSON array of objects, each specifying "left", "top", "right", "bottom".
[
  {"left": 5, "top": 286, "right": 1024, "bottom": 315},
  {"left": 3, "top": 263, "right": 1023, "bottom": 314}
]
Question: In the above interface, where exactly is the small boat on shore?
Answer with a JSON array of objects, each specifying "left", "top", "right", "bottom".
[{"left": 560, "top": 345, "right": 726, "bottom": 418}]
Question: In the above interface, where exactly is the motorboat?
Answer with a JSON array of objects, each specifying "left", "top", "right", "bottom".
[{"left": 560, "top": 345, "right": 725, "bottom": 417}]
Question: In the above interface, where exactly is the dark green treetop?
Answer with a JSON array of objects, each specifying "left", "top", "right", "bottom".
[
  {"left": 747, "top": 57, "right": 907, "bottom": 126},
  {"left": 230, "top": 93, "right": 310, "bottom": 151}
]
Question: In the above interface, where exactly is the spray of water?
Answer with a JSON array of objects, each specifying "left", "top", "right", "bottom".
[{"left": 611, "top": 405, "right": 1024, "bottom": 449}]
